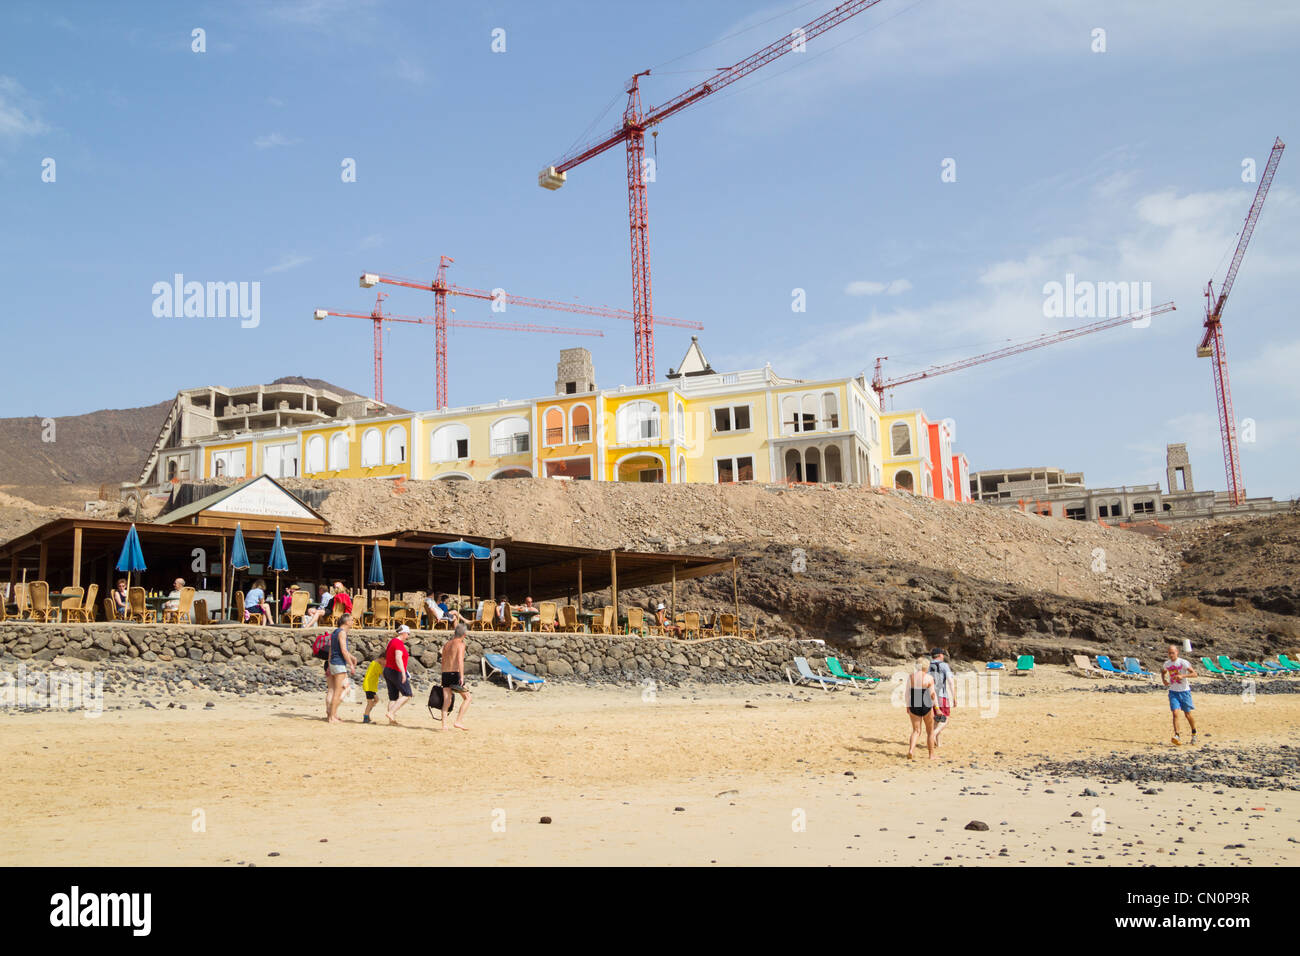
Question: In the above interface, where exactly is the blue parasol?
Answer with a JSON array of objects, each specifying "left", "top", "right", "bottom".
[
  {"left": 268, "top": 527, "right": 289, "bottom": 624},
  {"left": 429, "top": 539, "right": 491, "bottom": 611},
  {"left": 115, "top": 523, "right": 147, "bottom": 605},
  {"left": 367, "top": 541, "right": 385, "bottom": 586}
]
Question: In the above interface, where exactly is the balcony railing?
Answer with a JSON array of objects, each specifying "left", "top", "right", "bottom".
[{"left": 491, "top": 434, "right": 531, "bottom": 456}]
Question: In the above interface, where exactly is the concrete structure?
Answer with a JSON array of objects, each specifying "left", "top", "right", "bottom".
[
  {"left": 970, "top": 445, "right": 1291, "bottom": 523},
  {"left": 133, "top": 342, "right": 968, "bottom": 501},
  {"left": 138, "top": 377, "right": 398, "bottom": 489}
]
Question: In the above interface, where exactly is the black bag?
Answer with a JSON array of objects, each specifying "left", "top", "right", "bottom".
[{"left": 427, "top": 684, "right": 456, "bottom": 715}]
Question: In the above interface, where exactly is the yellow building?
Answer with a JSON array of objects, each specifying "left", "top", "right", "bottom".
[{"left": 158, "top": 341, "right": 967, "bottom": 497}]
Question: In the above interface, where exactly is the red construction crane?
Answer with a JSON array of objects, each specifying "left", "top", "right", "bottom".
[
  {"left": 871, "top": 302, "right": 1177, "bottom": 409},
  {"left": 539, "top": 0, "right": 889, "bottom": 386},
  {"left": 359, "top": 255, "right": 702, "bottom": 408},
  {"left": 313, "top": 289, "right": 603, "bottom": 406},
  {"left": 1198, "top": 136, "right": 1284, "bottom": 506}
]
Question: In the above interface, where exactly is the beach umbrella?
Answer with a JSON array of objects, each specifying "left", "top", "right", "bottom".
[
  {"left": 228, "top": 523, "right": 250, "bottom": 621},
  {"left": 115, "top": 524, "right": 148, "bottom": 610},
  {"left": 367, "top": 542, "right": 385, "bottom": 586},
  {"left": 268, "top": 527, "right": 289, "bottom": 624},
  {"left": 429, "top": 540, "right": 491, "bottom": 612}
]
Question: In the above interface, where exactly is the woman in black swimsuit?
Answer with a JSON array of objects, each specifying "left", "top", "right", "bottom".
[{"left": 905, "top": 658, "right": 938, "bottom": 760}]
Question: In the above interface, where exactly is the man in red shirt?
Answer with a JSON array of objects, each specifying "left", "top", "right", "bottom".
[{"left": 383, "top": 624, "right": 413, "bottom": 724}]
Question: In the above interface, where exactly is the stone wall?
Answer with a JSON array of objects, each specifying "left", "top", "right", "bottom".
[{"left": 0, "top": 622, "right": 841, "bottom": 684}]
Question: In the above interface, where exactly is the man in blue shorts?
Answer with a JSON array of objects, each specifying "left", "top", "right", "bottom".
[{"left": 1161, "top": 644, "right": 1197, "bottom": 746}]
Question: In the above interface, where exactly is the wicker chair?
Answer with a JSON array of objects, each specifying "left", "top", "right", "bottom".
[
  {"left": 162, "top": 587, "right": 195, "bottom": 624},
  {"left": 537, "top": 602, "right": 558, "bottom": 632},
  {"left": 126, "top": 587, "right": 156, "bottom": 624}
]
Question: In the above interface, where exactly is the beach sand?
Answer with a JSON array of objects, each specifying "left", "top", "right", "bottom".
[{"left": 2, "top": 666, "right": 1297, "bottom": 866}]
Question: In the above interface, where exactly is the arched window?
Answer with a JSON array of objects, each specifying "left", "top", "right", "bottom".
[
  {"left": 675, "top": 400, "right": 685, "bottom": 441},
  {"left": 360, "top": 428, "right": 381, "bottom": 467},
  {"left": 894, "top": 469, "right": 914, "bottom": 492},
  {"left": 924, "top": 474, "right": 933, "bottom": 497},
  {"left": 329, "top": 433, "right": 349, "bottom": 470},
  {"left": 804, "top": 447, "right": 822, "bottom": 483},
  {"left": 491, "top": 416, "right": 530, "bottom": 456},
  {"left": 821, "top": 392, "right": 839, "bottom": 429},
  {"left": 385, "top": 425, "right": 407, "bottom": 464},
  {"left": 431, "top": 424, "right": 470, "bottom": 462},
  {"left": 543, "top": 407, "right": 565, "bottom": 446},
  {"left": 781, "top": 396, "right": 799, "bottom": 436},
  {"left": 617, "top": 401, "right": 659, "bottom": 442},
  {"left": 784, "top": 448, "right": 802, "bottom": 481},
  {"left": 891, "top": 422, "right": 912, "bottom": 456},
  {"left": 570, "top": 405, "right": 591, "bottom": 443},
  {"left": 305, "top": 435, "right": 325, "bottom": 473},
  {"left": 825, "top": 445, "right": 842, "bottom": 482},
  {"left": 167, "top": 460, "right": 178, "bottom": 481},
  {"left": 678, "top": 454, "right": 686, "bottom": 483},
  {"left": 214, "top": 459, "right": 224, "bottom": 477},
  {"left": 801, "top": 394, "right": 819, "bottom": 432}
]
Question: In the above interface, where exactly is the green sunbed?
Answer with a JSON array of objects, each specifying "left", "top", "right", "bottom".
[
  {"left": 1201, "top": 656, "right": 1231, "bottom": 677},
  {"left": 1015, "top": 654, "right": 1034, "bottom": 674},
  {"left": 826, "top": 656, "right": 880, "bottom": 683},
  {"left": 1276, "top": 654, "right": 1300, "bottom": 673}
]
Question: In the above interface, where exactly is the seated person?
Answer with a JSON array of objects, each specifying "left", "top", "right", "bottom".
[
  {"left": 495, "top": 595, "right": 511, "bottom": 626},
  {"left": 244, "top": 579, "right": 273, "bottom": 624},
  {"left": 162, "top": 577, "right": 186, "bottom": 613},
  {"left": 301, "top": 585, "right": 332, "bottom": 628},
  {"left": 424, "top": 592, "right": 446, "bottom": 627},
  {"left": 654, "top": 602, "right": 682, "bottom": 638},
  {"left": 112, "top": 579, "right": 129, "bottom": 619},
  {"left": 329, "top": 581, "right": 353, "bottom": 617}
]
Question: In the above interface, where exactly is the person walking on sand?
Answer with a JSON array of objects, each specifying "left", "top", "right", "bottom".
[
  {"left": 1162, "top": 643, "right": 1198, "bottom": 746},
  {"left": 905, "top": 657, "right": 938, "bottom": 760},
  {"left": 929, "top": 649, "right": 955, "bottom": 747},
  {"left": 438, "top": 623, "right": 473, "bottom": 731},
  {"left": 383, "top": 624, "right": 414, "bottom": 725},
  {"left": 325, "top": 613, "right": 357, "bottom": 724}
]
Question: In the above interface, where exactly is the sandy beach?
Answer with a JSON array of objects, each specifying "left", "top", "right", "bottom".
[{"left": 2, "top": 664, "right": 1297, "bottom": 866}]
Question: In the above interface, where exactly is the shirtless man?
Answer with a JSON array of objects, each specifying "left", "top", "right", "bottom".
[{"left": 439, "top": 623, "right": 473, "bottom": 731}]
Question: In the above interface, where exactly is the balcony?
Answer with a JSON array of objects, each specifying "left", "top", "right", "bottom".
[{"left": 491, "top": 434, "right": 531, "bottom": 457}]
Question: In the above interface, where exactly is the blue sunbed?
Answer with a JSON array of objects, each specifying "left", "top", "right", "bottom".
[
  {"left": 1096, "top": 655, "right": 1131, "bottom": 677},
  {"left": 481, "top": 652, "right": 545, "bottom": 691},
  {"left": 789, "top": 656, "right": 852, "bottom": 690},
  {"left": 1123, "top": 657, "right": 1154, "bottom": 677}
]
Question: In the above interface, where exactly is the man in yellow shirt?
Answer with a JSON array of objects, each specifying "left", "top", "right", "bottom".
[{"left": 362, "top": 659, "right": 384, "bottom": 724}]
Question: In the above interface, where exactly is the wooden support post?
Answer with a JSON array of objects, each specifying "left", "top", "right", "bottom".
[
  {"left": 527, "top": 567, "right": 533, "bottom": 600},
  {"left": 220, "top": 535, "right": 228, "bottom": 620},
  {"left": 732, "top": 557, "right": 740, "bottom": 630},
  {"left": 671, "top": 564, "right": 677, "bottom": 624},
  {"left": 355, "top": 545, "right": 363, "bottom": 592},
  {"left": 489, "top": 539, "right": 496, "bottom": 602},
  {"left": 38, "top": 539, "right": 48, "bottom": 582},
  {"left": 9, "top": 555, "right": 17, "bottom": 589},
  {"left": 610, "top": 549, "right": 618, "bottom": 627},
  {"left": 576, "top": 558, "right": 583, "bottom": 609},
  {"left": 71, "top": 527, "right": 83, "bottom": 589},
  {"left": 470, "top": 559, "right": 476, "bottom": 614}
]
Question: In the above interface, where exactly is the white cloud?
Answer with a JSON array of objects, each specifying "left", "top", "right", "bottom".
[
  {"left": 845, "top": 278, "right": 911, "bottom": 296},
  {"left": 266, "top": 254, "right": 312, "bottom": 274},
  {"left": 0, "top": 76, "right": 49, "bottom": 144},
  {"left": 394, "top": 57, "right": 427, "bottom": 85},
  {"left": 254, "top": 131, "right": 298, "bottom": 149}
]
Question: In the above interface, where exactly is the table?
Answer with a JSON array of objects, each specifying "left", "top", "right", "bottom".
[{"left": 513, "top": 608, "right": 540, "bottom": 632}]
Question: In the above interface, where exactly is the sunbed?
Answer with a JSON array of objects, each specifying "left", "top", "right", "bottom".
[
  {"left": 1234, "top": 660, "right": 1269, "bottom": 676},
  {"left": 826, "top": 656, "right": 880, "bottom": 683},
  {"left": 1256, "top": 660, "right": 1289, "bottom": 675},
  {"left": 1096, "top": 655, "right": 1134, "bottom": 677},
  {"left": 1277, "top": 654, "right": 1300, "bottom": 672},
  {"left": 481, "top": 653, "right": 545, "bottom": 691},
  {"left": 1216, "top": 656, "right": 1246, "bottom": 675},
  {"left": 1015, "top": 654, "right": 1034, "bottom": 675},
  {"left": 1123, "top": 657, "right": 1155, "bottom": 678},
  {"left": 1201, "top": 656, "right": 1232, "bottom": 677},
  {"left": 1072, "top": 654, "right": 1107, "bottom": 677},
  {"left": 787, "top": 657, "right": 852, "bottom": 691}
]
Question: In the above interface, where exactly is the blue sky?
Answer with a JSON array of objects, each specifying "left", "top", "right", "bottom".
[{"left": 1, "top": 0, "right": 1297, "bottom": 498}]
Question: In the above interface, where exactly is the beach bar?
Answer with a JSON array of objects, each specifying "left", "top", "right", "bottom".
[{"left": 0, "top": 478, "right": 738, "bottom": 622}]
